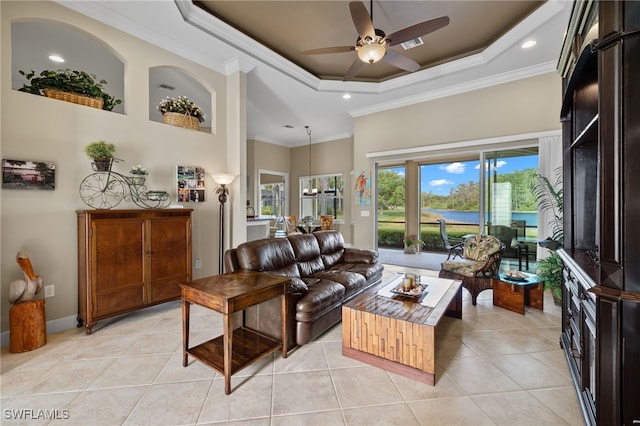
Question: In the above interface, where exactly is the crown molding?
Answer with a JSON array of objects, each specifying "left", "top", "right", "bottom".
[{"left": 366, "top": 129, "right": 562, "bottom": 159}]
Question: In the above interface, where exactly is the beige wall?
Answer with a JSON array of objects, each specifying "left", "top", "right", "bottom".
[
  {"left": 247, "top": 139, "right": 291, "bottom": 209},
  {"left": 352, "top": 72, "right": 562, "bottom": 248},
  {"left": 0, "top": 1, "right": 235, "bottom": 334},
  {"left": 290, "top": 136, "right": 354, "bottom": 242}
]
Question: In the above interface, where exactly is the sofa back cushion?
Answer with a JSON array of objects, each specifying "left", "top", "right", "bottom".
[
  {"left": 463, "top": 234, "right": 501, "bottom": 262},
  {"left": 236, "top": 238, "right": 299, "bottom": 276},
  {"left": 314, "top": 230, "right": 345, "bottom": 268},
  {"left": 288, "top": 233, "right": 325, "bottom": 277}
]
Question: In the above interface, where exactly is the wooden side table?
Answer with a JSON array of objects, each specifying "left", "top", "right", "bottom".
[
  {"left": 180, "top": 271, "right": 289, "bottom": 394},
  {"left": 491, "top": 272, "right": 545, "bottom": 315}
]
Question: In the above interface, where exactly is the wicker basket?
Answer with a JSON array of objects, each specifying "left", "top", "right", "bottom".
[
  {"left": 162, "top": 112, "right": 200, "bottom": 131},
  {"left": 43, "top": 89, "right": 104, "bottom": 110}
]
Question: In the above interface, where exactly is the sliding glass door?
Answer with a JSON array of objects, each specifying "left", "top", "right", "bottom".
[
  {"left": 377, "top": 165, "right": 406, "bottom": 248},
  {"left": 419, "top": 158, "right": 481, "bottom": 250},
  {"left": 484, "top": 148, "right": 539, "bottom": 259}
]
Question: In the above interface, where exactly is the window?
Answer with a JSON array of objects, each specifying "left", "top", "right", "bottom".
[
  {"left": 300, "top": 174, "right": 344, "bottom": 221},
  {"left": 259, "top": 170, "right": 288, "bottom": 218}
]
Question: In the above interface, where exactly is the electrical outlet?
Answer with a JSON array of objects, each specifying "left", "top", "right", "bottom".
[
  {"left": 195, "top": 259, "right": 201, "bottom": 269},
  {"left": 44, "top": 285, "right": 55, "bottom": 298}
]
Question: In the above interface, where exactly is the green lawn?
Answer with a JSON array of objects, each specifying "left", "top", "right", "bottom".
[{"left": 377, "top": 209, "right": 537, "bottom": 253}]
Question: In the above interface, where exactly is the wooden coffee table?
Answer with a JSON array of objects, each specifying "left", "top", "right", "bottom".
[
  {"left": 342, "top": 274, "right": 462, "bottom": 385},
  {"left": 180, "top": 271, "right": 289, "bottom": 394},
  {"left": 491, "top": 272, "right": 545, "bottom": 315}
]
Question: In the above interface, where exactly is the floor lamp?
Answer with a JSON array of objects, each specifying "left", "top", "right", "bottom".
[{"left": 211, "top": 173, "right": 236, "bottom": 274}]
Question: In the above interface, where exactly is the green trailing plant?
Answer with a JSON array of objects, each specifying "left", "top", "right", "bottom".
[
  {"left": 84, "top": 140, "right": 116, "bottom": 160},
  {"left": 18, "top": 69, "right": 121, "bottom": 111}
]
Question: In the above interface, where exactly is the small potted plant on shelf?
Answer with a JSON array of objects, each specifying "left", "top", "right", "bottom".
[
  {"left": 403, "top": 234, "right": 423, "bottom": 254},
  {"left": 157, "top": 96, "right": 205, "bottom": 130},
  {"left": 18, "top": 69, "right": 121, "bottom": 111},
  {"left": 84, "top": 140, "right": 116, "bottom": 172},
  {"left": 129, "top": 165, "right": 148, "bottom": 186}
]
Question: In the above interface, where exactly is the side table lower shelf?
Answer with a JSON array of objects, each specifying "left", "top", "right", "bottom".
[{"left": 187, "top": 327, "right": 281, "bottom": 375}]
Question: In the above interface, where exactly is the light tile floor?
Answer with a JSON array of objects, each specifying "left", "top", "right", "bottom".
[{"left": 1, "top": 264, "right": 583, "bottom": 425}]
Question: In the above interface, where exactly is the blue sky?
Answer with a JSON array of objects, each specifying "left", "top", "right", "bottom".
[{"left": 386, "top": 154, "right": 538, "bottom": 194}]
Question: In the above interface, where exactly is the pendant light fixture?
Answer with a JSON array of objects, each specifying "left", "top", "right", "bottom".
[{"left": 303, "top": 125, "right": 317, "bottom": 196}]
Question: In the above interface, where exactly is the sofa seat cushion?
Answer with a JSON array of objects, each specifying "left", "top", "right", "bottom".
[
  {"left": 295, "top": 280, "right": 345, "bottom": 322},
  {"left": 328, "top": 262, "right": 384, "bottom": 281},
  {"left": 441, "top": 259, "right": 486, "bottom": 277},
  {"left": 312, "top": 270, "right": 366, "bottom": 297}
]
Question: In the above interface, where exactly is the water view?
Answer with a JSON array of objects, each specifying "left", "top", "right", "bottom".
[{"left": 423, "top": 208, "right": 538, "bottom": 226}]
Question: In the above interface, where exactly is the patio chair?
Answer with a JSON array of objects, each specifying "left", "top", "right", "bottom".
[
  {"left": 438, "top": 234, "right": 505, "bottom": 305},
  {"left": 488, "top": 224, "right": 518, "bottom": 258},
  {"left": 437, "top": 219, "right": 464, "bottom": 260}
]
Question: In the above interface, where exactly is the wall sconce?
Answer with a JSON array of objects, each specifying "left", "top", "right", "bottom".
[{"left": 211, "top": 172, "right": 236, "bottom": 274}]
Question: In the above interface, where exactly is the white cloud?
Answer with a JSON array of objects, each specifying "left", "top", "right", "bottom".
[
  {"left": 476, "top": 160, "right": 508, "bottom": 170},
  {"left": 430, "top": 179, "right": 453, "bottom": 187},
  {"left": 440, "top": 162, "right": 465, "bottom": 174}
]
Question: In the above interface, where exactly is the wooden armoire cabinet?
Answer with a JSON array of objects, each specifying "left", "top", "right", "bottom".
[
  {"left": 77, "top": 209, "right": 193, "bottom": 334},
  {"left": 557, "top": 1, "right": 640, "bottom": 425}
]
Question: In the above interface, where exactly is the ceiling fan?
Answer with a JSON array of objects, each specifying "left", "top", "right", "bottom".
[{"left": 301, "top": 0, "right": 450, "bottom": 81}]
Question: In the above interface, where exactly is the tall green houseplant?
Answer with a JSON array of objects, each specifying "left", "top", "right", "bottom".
[{"left": 531, "top": 167, "right": 564, "bottom": 303}]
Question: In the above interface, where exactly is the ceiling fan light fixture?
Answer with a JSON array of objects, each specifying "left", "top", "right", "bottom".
[{"left": 357, "top": 42, "right": 386, "bottom": 64}]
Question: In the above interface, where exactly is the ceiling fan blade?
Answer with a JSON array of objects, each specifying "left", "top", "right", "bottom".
[
  {"left": 386, "top": 16, "right": 450, "bottom": 46},
  {"left": 301, "top": 46, "right": 355, "bottom": 55},
  {"left": 383, "top": 49, "right": 420, "bottom": 72},
  {"left": 349, "top": 1, "right": 375, "bottom": 40},
  {"left": 343, "top": 58, "right": 367, "bottom": 81}
]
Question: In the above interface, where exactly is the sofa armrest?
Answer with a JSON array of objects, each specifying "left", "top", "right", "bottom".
[{"left": 343, "top": 248, "right": 378, "bottom": 264}]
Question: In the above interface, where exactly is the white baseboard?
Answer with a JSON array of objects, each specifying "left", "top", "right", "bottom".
[{"left": 1, "top": 315, "right": 78, "bottom": 348}]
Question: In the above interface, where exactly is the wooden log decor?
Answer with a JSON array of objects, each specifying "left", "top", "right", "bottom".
[{"left": 10, "top": 299, "right": 47, "bottom": 353}]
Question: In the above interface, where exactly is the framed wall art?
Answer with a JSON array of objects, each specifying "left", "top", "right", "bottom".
[
  {"left": 354, "top": 170, "right": 371, "bottom": 206},
  {"left": 176, "top": 165, "right": 205, "bottom": 202},
  {"left": 2, "top": 159, "right": 55, "bottom": 190}
]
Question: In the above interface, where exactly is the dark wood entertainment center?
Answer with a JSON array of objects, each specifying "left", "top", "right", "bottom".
[{"left": 557, "top": 1, "right": 639, "bottom": 424}]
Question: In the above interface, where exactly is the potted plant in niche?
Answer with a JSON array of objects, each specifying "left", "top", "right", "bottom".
[
  {"left": 18, "top": 69, "right": 121, "bottom": 111},
  {"left": 84, "top": 140, "right": 116, "bottom": 172},
  {"left": 403, "top": 234, "right": 423, "bottom": 254},
  {"left": 157, "top": 96, "right": 205, "bottom": 131},
  {"left": 531, "top": 168, "right": 564, "bottom": 305},
  {"left": 129, "top": 165, "right": 148, "bottom": 186}
]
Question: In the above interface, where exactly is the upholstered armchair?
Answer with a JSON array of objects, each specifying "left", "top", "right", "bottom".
[{"left": 438, "top": 234, "right": 505, "bottom": 305}]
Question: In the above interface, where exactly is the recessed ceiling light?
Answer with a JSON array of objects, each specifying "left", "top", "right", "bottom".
[
  {"left": 342, "top": 93, "right": 351, "bottom": 100},
  {"left": 521, "top": 40, "right": 537, "bottom": 49},
  {"left": 49, "top": 54, "right": 65, "bottom": 63}
]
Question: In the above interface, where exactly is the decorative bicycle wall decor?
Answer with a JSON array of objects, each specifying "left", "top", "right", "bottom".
[{"left": 79, "top": 159, "right": 170, "bottom": 209}]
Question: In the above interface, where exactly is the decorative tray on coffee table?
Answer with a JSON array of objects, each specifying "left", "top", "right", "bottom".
[
  {"left": 500, "top": 270, "right": 529, "bottom": 282},
  {"left": 390, "top": 283, "right": 428, "bottom": 298}
]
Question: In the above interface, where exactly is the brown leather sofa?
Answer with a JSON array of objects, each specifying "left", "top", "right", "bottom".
[{"left": 224, "top": 230, "right": 383, "bottom": 349}]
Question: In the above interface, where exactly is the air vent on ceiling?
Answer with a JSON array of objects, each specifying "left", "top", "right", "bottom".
[
  {"left": 156, "top": 83, "right": 176, "bottom": 91},
  {"left": 401, "top": 37, "right": 424, "bottom": 50}
]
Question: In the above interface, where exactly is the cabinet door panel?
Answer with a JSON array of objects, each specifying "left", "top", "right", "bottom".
[
  {"left": 92, "top": 219, "right": 146, "bottom": 315},
  {"left": 148, "top": 217, "right": 191, "bottom": 303}
]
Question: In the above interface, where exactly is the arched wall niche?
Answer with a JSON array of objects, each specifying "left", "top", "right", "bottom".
[
  {"left": 11, "top": 19, "right": 125, "bottom": 114},
  {"left": 149, "top": 65, "right": 214, "bottom": 134}
]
